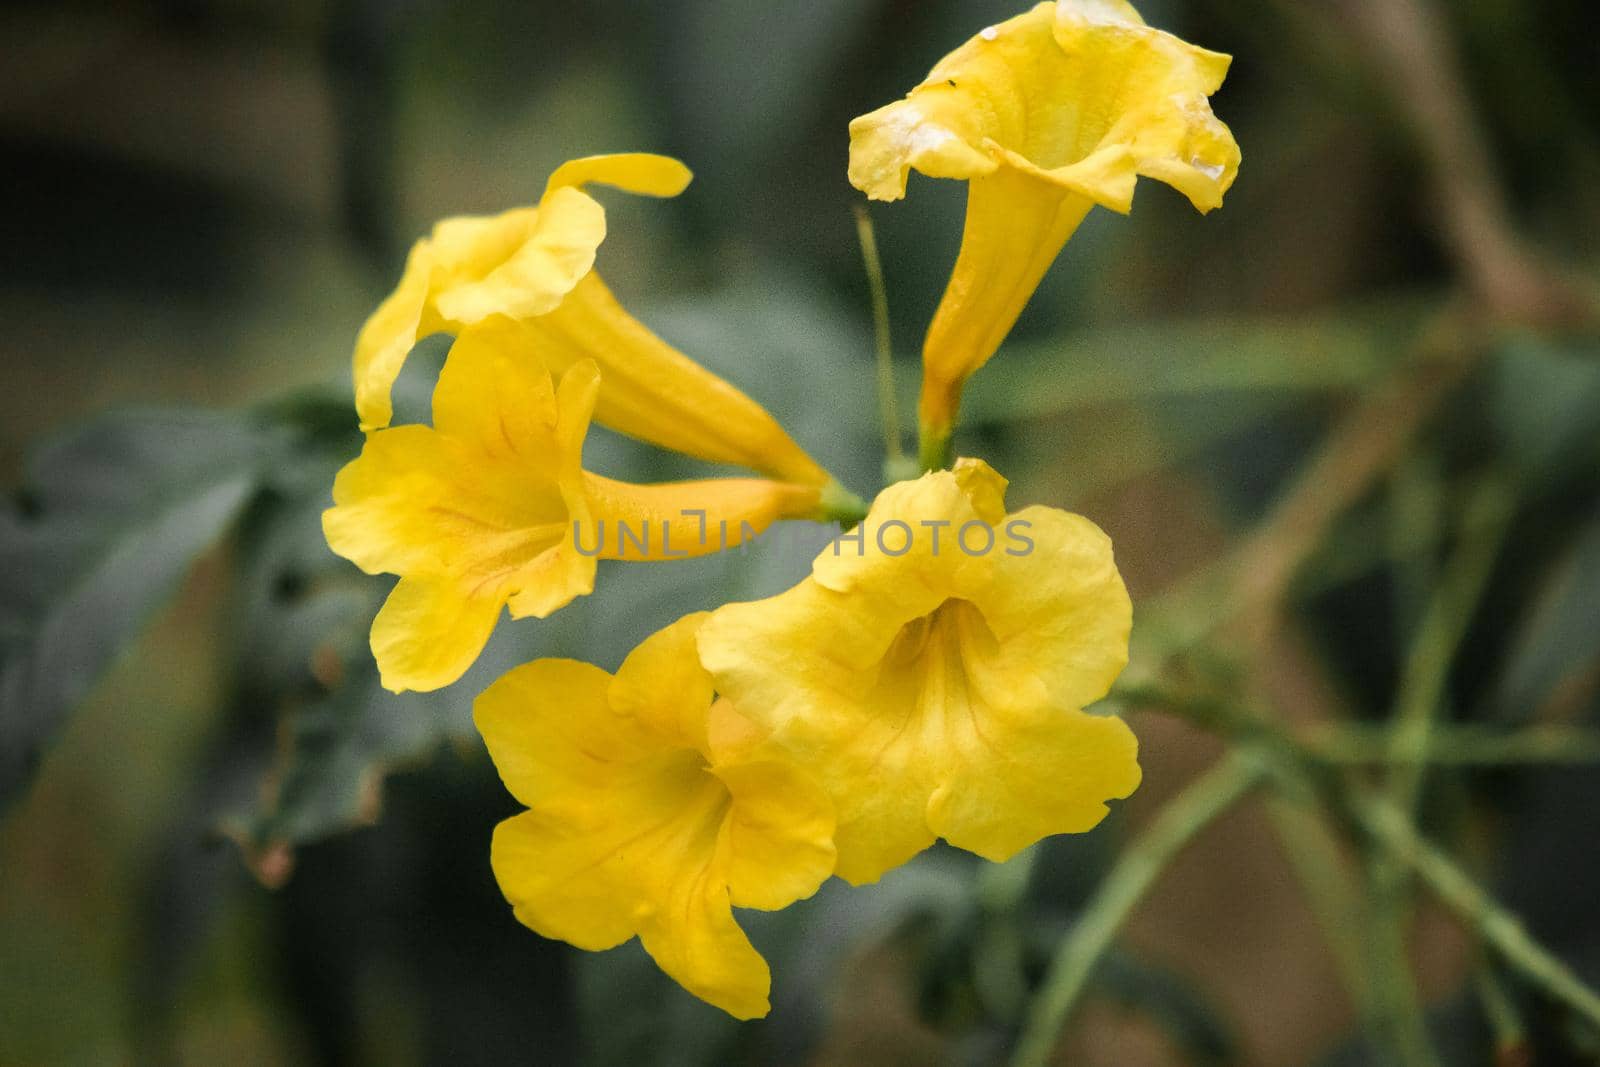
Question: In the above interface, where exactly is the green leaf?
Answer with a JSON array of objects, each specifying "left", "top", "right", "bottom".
[
  {"left": 958, "top": 300, "right": 1423, "bottom": 426},
  {"left": 215, "top": 409, "right": 555, "bottom": 866},
  {"left": 1488, "top": 335, "right": 1600, "bottom": 490},
  {"left": 1495, "top": 509, "right": 1600, "bottom": 722},
  {"left": 0, "top": 410, "right": 278, "bottom": 811}
]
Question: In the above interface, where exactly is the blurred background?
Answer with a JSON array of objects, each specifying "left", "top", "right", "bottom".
[{"left": 3, "top": 1, "right": 1600, "bottom": 1064}]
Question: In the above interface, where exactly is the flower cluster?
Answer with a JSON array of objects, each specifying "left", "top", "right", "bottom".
[{"left": 325, "top": 0, "right": 1237, "bottom": 1018}]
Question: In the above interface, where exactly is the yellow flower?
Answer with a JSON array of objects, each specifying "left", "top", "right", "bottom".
[
  {"left": 324, "top": 328, "right": 826, "bottom": 694},
  {"left": 352, "top": 153, "right": 831, "bottom": 488},
  {"left": 848, "top": 1, "right": 1241, "bottom": 462},
  {"left": 697, "top": 459, "right": 1140, "bottom": 885},
  {"left": 475, "top": 614, "right": 836, "bottom": 1019}
]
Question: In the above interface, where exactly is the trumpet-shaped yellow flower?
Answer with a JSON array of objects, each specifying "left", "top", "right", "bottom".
[
  {"left": 324, "top": 330, "right": 825, "bottom": 694},
  {"left": 352, "top": 153, "right": 831, "bottom": 488},
  {"left": 849, "top": 1, "right": 1241, "bottom": 460},
  {"left": 698, "top": 459, "right": 1140, "bottom": 885},
  {"left": 476, "top": 614, "right": 836, "bottom": 1019}
]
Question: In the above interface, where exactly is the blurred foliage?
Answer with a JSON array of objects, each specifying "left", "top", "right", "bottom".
[{"left": 3, "top": 1, "right": 1600, "bottom": 1066}]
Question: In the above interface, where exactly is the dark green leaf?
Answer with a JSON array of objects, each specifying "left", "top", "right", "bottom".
[
  {"left": 0, "top": 410, "right": 280, "bottom": 811},
  {"left": 1495, "top": 508, "right": 1600, "bottom": 721},
  {"left": 1488, "top": 335, "right": 1600, "bottom": 490}
]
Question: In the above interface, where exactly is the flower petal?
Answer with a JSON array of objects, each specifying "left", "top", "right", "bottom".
[
  {"left": 431, "top": 186, "right": 606, "bottom": 326},
  {"left": 810, "top": 467, "right": 989, "bottom": 606},
  {"left": 920, "top": 167, "right": 1095, "bottom": 431},
  {"left": 369, "top": 576, "right": 502, "bottom": 694},
  {"left": 323, "top": 425, "right": 568, "bottom": 590},
  {"left": 972, "top": 505, "right": 1132, "bottom": 710},
  {"left": 351, "top": 208, "right": 538, "bottom": 432},
  {"left": 847, "top": 101, "right": 996, "bottom": 202},
  {"left": 352, "top": 242, "right": 434, "bottom": 432},
  {"left": 1052, "top": 0, "right": 1238, "bottom": 212},
  {"left": 475, "top": 658, "right": 652, "bottom": 809},
  {"left": 491, "top": 810, "right": 647, "bottom": 953},
  {"left": 698, "top": 580, "right": 938, "bottom": 885},
  {"left": 700, "top": 465, "right": 1139, "bottom": 885},
  {"left": 714, "top": 759, "right": 836, "bottom": 911},
  {"left": 429, "top": 321, "right": 560, "bottom": 452},
  {"left": 477, "top": 651, "right": 776, "bottom": 1018},
  {"left": 927, "top": 703, "right": 1141, "bottom": 862},
  {"left": 609, "top": 612, "right": 717, "bottom": 750},
  {"left": 544, "top": 153, "right": 694, "bottom": 199},
  {"left": 636, "top": 873, "right": 772, "bottom": 1020},
  {"left": 514, "top": 272, "right": 832, "bottom": 486},
  {"left": 501, "top": 360, "right": 601, "bottom": 620}
]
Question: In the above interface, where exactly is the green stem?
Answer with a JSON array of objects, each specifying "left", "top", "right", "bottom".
[
  {"left": 918, "top": 421, "right": 954, "bottom": 473},
  {"left": 1263, "top": 798, "right": 1374, "bottom": 1017},
  {"left": 1473, "top": 963, "right": 1527, "bottom": 1058},
  {"left": 1361, "top": 846, "right": 1441, "bottom": 1067},
  {"left": 1365, "top": 479, "right": 1511, "bottom": 1065},
  {"left": 1132, "top": 685, "right": 1600, "bottom": 1040},
  {"left": 818, "top": 478, "right": 870, "bottom": 527},
  {"left": 1309, "top": 724, "right": 1600, "bottom": 766},
  {"left": 1010, "top": 755, "right": 1265, "bottom": 1067},
  {"left": 1385, "top": 479, "right": 1513, "bottom": 815},
  {"left": 973, "top": 846, "right": 1040, "bottom": 1024},
  {"left": 1348, "top": 791, "right": 1600, "bottom": 1033},
  {"left": 853, "top": 205, "right": 908, "bottom": 480}
]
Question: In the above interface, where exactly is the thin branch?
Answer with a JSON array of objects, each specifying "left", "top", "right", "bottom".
[
  {"left": 1010, "top": 755, "right": 1265, "bottom": 1067},
  {"left": 1473, "top": 963, "right": 1528, "bottom": 1062},
  {"left": 1309, "top": 724, "right": 1600, "bottom": 767},
  {"left": 1337, "top": 0, "right": 1586, "bottom": 325},
  {"left": 853, "top": 205, "right": 907, "bottom": 478},
  {"left": 1229, "top": 312, "right": 1480, "bottom": 642},
  {"left": 1361, "top": 841, "right": 1442, "bottom": 1067},
  {"left": 1130, "top": 686, "right": 1600, "bottom": 1038},
  {"left": 1349, "top": 791, "right": 1600, "bottom": 1033},
  {"left": 1263, "top": 797, "right": 1374, "bottom": 1017},
  {"left": 1384, "top": 478, "right": 1514, "bottom": 820}
]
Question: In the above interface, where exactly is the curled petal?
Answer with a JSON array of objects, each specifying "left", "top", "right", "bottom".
[
  {"left": 352, "top": 242, "right": 434, "bottom": 432},
  {"left": 545, "top": 152, "right": 694, "bottom": 199},
  {"left": 352, "top": 208, "right": 540, "bottom": 431},
  {"left": 430, "top": 186, "right": 607, "bottom": 326}
]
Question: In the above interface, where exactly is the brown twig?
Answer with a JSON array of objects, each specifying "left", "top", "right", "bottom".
[
  {"left": 1336, "top": 0, "right": 1589, "bottom": 326},
  {"left": 1229, "top": 309, "right": 1477, "bottom": 643}
]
